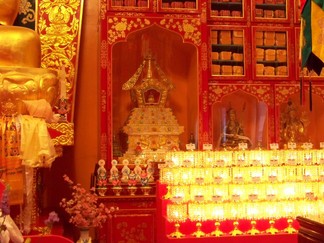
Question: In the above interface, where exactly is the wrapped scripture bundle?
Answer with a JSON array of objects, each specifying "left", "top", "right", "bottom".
[
  {"left": 264, "top": 66, "right": 275, "bottom": 75},
  {"left": 255, "top": 9, "right": 264, "bottom": 17},
  {"left": 233, "top": 66, "right": 244, "bottom": 75},
  {"left": 233, "top": 53, "right": 243, "bottom": 61},
  {"left": 256, "top": 48, "right": 265, "bottom": 61},
  {"left": 275, "top": 32, "right": 286, "bottom": 46},
  {"left": 232, "top": 30, "right": 243, "bottom": 45},
  {"left": 256, "top": 63, "right": 264, "bottom": 75},
  {"left": 276, "top": 66, "right": 287, "bottom": 75},
  {"left": 211, "top": 52, "right": 219, "bottom": 60},
  {"left": 265, "top": 49, "right": 276, "bottom": 61},
  {"left": 276, "top": 49, "right": 287, "bottom": 62},
  {"left": 220, "top": 51, "right": 232, "bottom": 60},
  {"left": 264, "top": 10, "right": 274, "bottom": 18},
  {"left": 212, "top": 64, "right": 221, "bottom": 75},
  {"left": 219, "top": 30, "right": 232, "bottom": 44},
  {"left": 221, "top": 65, "right": 233, "bottom": 75},
  {"left": 274, "top": 10, "right": 286, "bottom": 18}
]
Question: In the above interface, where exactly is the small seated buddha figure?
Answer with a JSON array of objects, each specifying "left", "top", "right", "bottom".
[
  {"left": 0, "top": 0, "right": 59, "bottom": 116},
  {"left": 220, "top": 108, "right": 251, "bottom": 149}
]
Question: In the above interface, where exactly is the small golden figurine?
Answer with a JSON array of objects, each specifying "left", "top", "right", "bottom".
[{"left": 280, "top": 100, "right": 307, "bottom": 148}]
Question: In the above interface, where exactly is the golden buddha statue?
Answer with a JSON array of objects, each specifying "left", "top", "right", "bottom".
[{"left": 0, "top": 0, "right": 59, "bottom": 114}]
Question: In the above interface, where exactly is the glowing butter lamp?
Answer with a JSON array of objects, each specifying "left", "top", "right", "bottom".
[
  {"left": 283, "top": 204, "right": 297, "bottom": 234},
  {"left": 188, "top": 202, "right": 206, "bottom": 237},
  {"left": 234, "top": 173, "right": 243, "bottom": 183},
  {"left": 305, "top": 189, "right": 314, "bottom": 200},
  {"left": 166, "top": 203, "right": 187, "bottom": 238},
  {"left": 246, "top": 204, "right": 260, "bottom": 235},
  {"left": 265, "top": 204, "right": 279, "bottom": 234},
  {"left": 303, "top": 170, "right": 312, "bottom": 181},
  {"left": 268, "top": 171, "right": 277, "bottom": 182},
  {"left": 209, "top": 203, "right": 224, "bottom": 237},
  {"left": 213, "top": 175, "right": 223, "bottom": 184},
  {"left": 228, "top": 203, "right": 243, "bottom": 236},
  {"left": 251, "top": 171, "right": 262, "bottom": 183}
]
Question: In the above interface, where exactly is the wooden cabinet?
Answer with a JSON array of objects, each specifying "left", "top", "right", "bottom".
[
  {"left": 210, "top": 0, "right": 246, "bottom": 21},
  {"left": 98, "top": 195, "right": 157, "bottom": 243},
  {"left": 296, "top": 216, "right": 324, "bottom": 243}
]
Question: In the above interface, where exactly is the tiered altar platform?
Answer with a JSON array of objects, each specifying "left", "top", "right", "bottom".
[{"left": 157, "top": 183, "right": 298, "bottom": 243}]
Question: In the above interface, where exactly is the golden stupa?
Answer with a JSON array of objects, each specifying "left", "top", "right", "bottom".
[{"left": 122, "top": 54, "right": 184, "bottom": 161}]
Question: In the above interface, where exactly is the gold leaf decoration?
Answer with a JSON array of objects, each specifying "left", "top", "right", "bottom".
[
  {"left": 38, "top": 0, "right": 83, "bottom": 121},
  {"left": 47, "top": 122, "right": 74, "bottom": 145},
  {"left": 159, "top": 18, "right": 201, "bottom": 46},
  {"left": 107, "top": 17, "right": 151, "bottom": 44}
]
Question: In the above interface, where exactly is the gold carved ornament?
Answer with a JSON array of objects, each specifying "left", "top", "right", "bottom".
[
  {"left": 107, "top": 17, "right": 151, "bottom": 44},
  {"left": 47, "top": 122, "right": 74, "bottom": 146},
  {"left": 106, "top": 16, "right": 201, "bottom": 46},
  {"left": 208, "top": 84, "right": 272, "bottom": 105},
  {"left": 275, "top": 85, "right": 300, "bottom": 104},
  {"left": 38, "top": 0, "right": 83, "bottom": 121},
  {"left": 37, "top": 0, "right": 84, "bottom": 145}
]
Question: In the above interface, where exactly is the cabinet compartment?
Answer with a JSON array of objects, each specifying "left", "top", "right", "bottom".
[
  {"left": 252, "top": 0, "right": 289, "bottom": 22},
  {"left": 210, "top": 0, "right": 244, "bottom": 19},
  {"left": 252, "top": 27, "right": 292, "bottom": 80},
  {"left": 109, "top": 0, "right": 151, "bottom": 11},
  {"left": 210, "top": 28, "right": 248, "bottom": 78},
  {"left": 158, "top": 0, "right": 199, "bottom": 12}
]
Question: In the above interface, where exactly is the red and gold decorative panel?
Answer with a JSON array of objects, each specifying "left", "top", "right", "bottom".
[
  {"left": 37, "top": 0, "right": 84, "bottom": 123},
  {"left": 36, "top": 0, "right": 84, "bottom": 145},
  {"left": 98, "top": 196, "right": 156, "bottom": 243}
]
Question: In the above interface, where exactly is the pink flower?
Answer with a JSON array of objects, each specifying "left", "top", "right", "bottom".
[{"left": 60, "top": 175, "right": 118, "bottom": 228}]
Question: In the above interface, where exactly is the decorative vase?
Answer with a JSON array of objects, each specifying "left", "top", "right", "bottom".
[
  {"left": 112, "top": 186, "right": 122, "bottom": 196},
  {"left": 97, "top": 187, "right": 107, "bottom": 196},
  {"left": 77, "top": 227, "right": 92, "bottom": 243},
  {"left": 127, "top": 186, "right": 137, "bottom": 196},
  {"left": 140, "top": 186, "right": 152, "bottom": 195}
]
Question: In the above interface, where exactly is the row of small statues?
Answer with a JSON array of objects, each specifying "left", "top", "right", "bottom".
[{"left": 96, "top": 159, "right": 155, "bottom": 189}]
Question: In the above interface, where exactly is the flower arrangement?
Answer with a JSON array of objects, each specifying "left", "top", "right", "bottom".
[
  {"left": 60, "top": 175, "right": 118, "bottom": 228},
  {"left": 34, "top": 211, "right": 60, "bottom": 235},
  {"left": 44, "top": 211, "right": 60, "bottom": 227}
]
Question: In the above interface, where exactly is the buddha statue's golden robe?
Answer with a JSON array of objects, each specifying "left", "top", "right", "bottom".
[{"left": 0, "top": 0, "right": 59, "bottom": 114}]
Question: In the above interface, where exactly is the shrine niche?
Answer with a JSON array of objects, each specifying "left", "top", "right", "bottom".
[
  {"left": 121, "top": 54, "right": 184, "bottom": 161},
  {"left": 209, "top": 84, "right": 272, "bottom": 150},
  {"left": 275, "top": 84, "right": 324, "bottom": 149},
  {"left": 110, "top": 25, "right": 198, "bottom": 160}
]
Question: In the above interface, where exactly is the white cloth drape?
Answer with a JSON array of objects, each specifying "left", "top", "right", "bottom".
[{"left": 19, "top": 115, "right": 57, "bottom": 168}]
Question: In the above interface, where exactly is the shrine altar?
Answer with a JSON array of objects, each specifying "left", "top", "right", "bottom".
[{"left": 156, "top": 182, "right": 299, "bottom": 243}]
